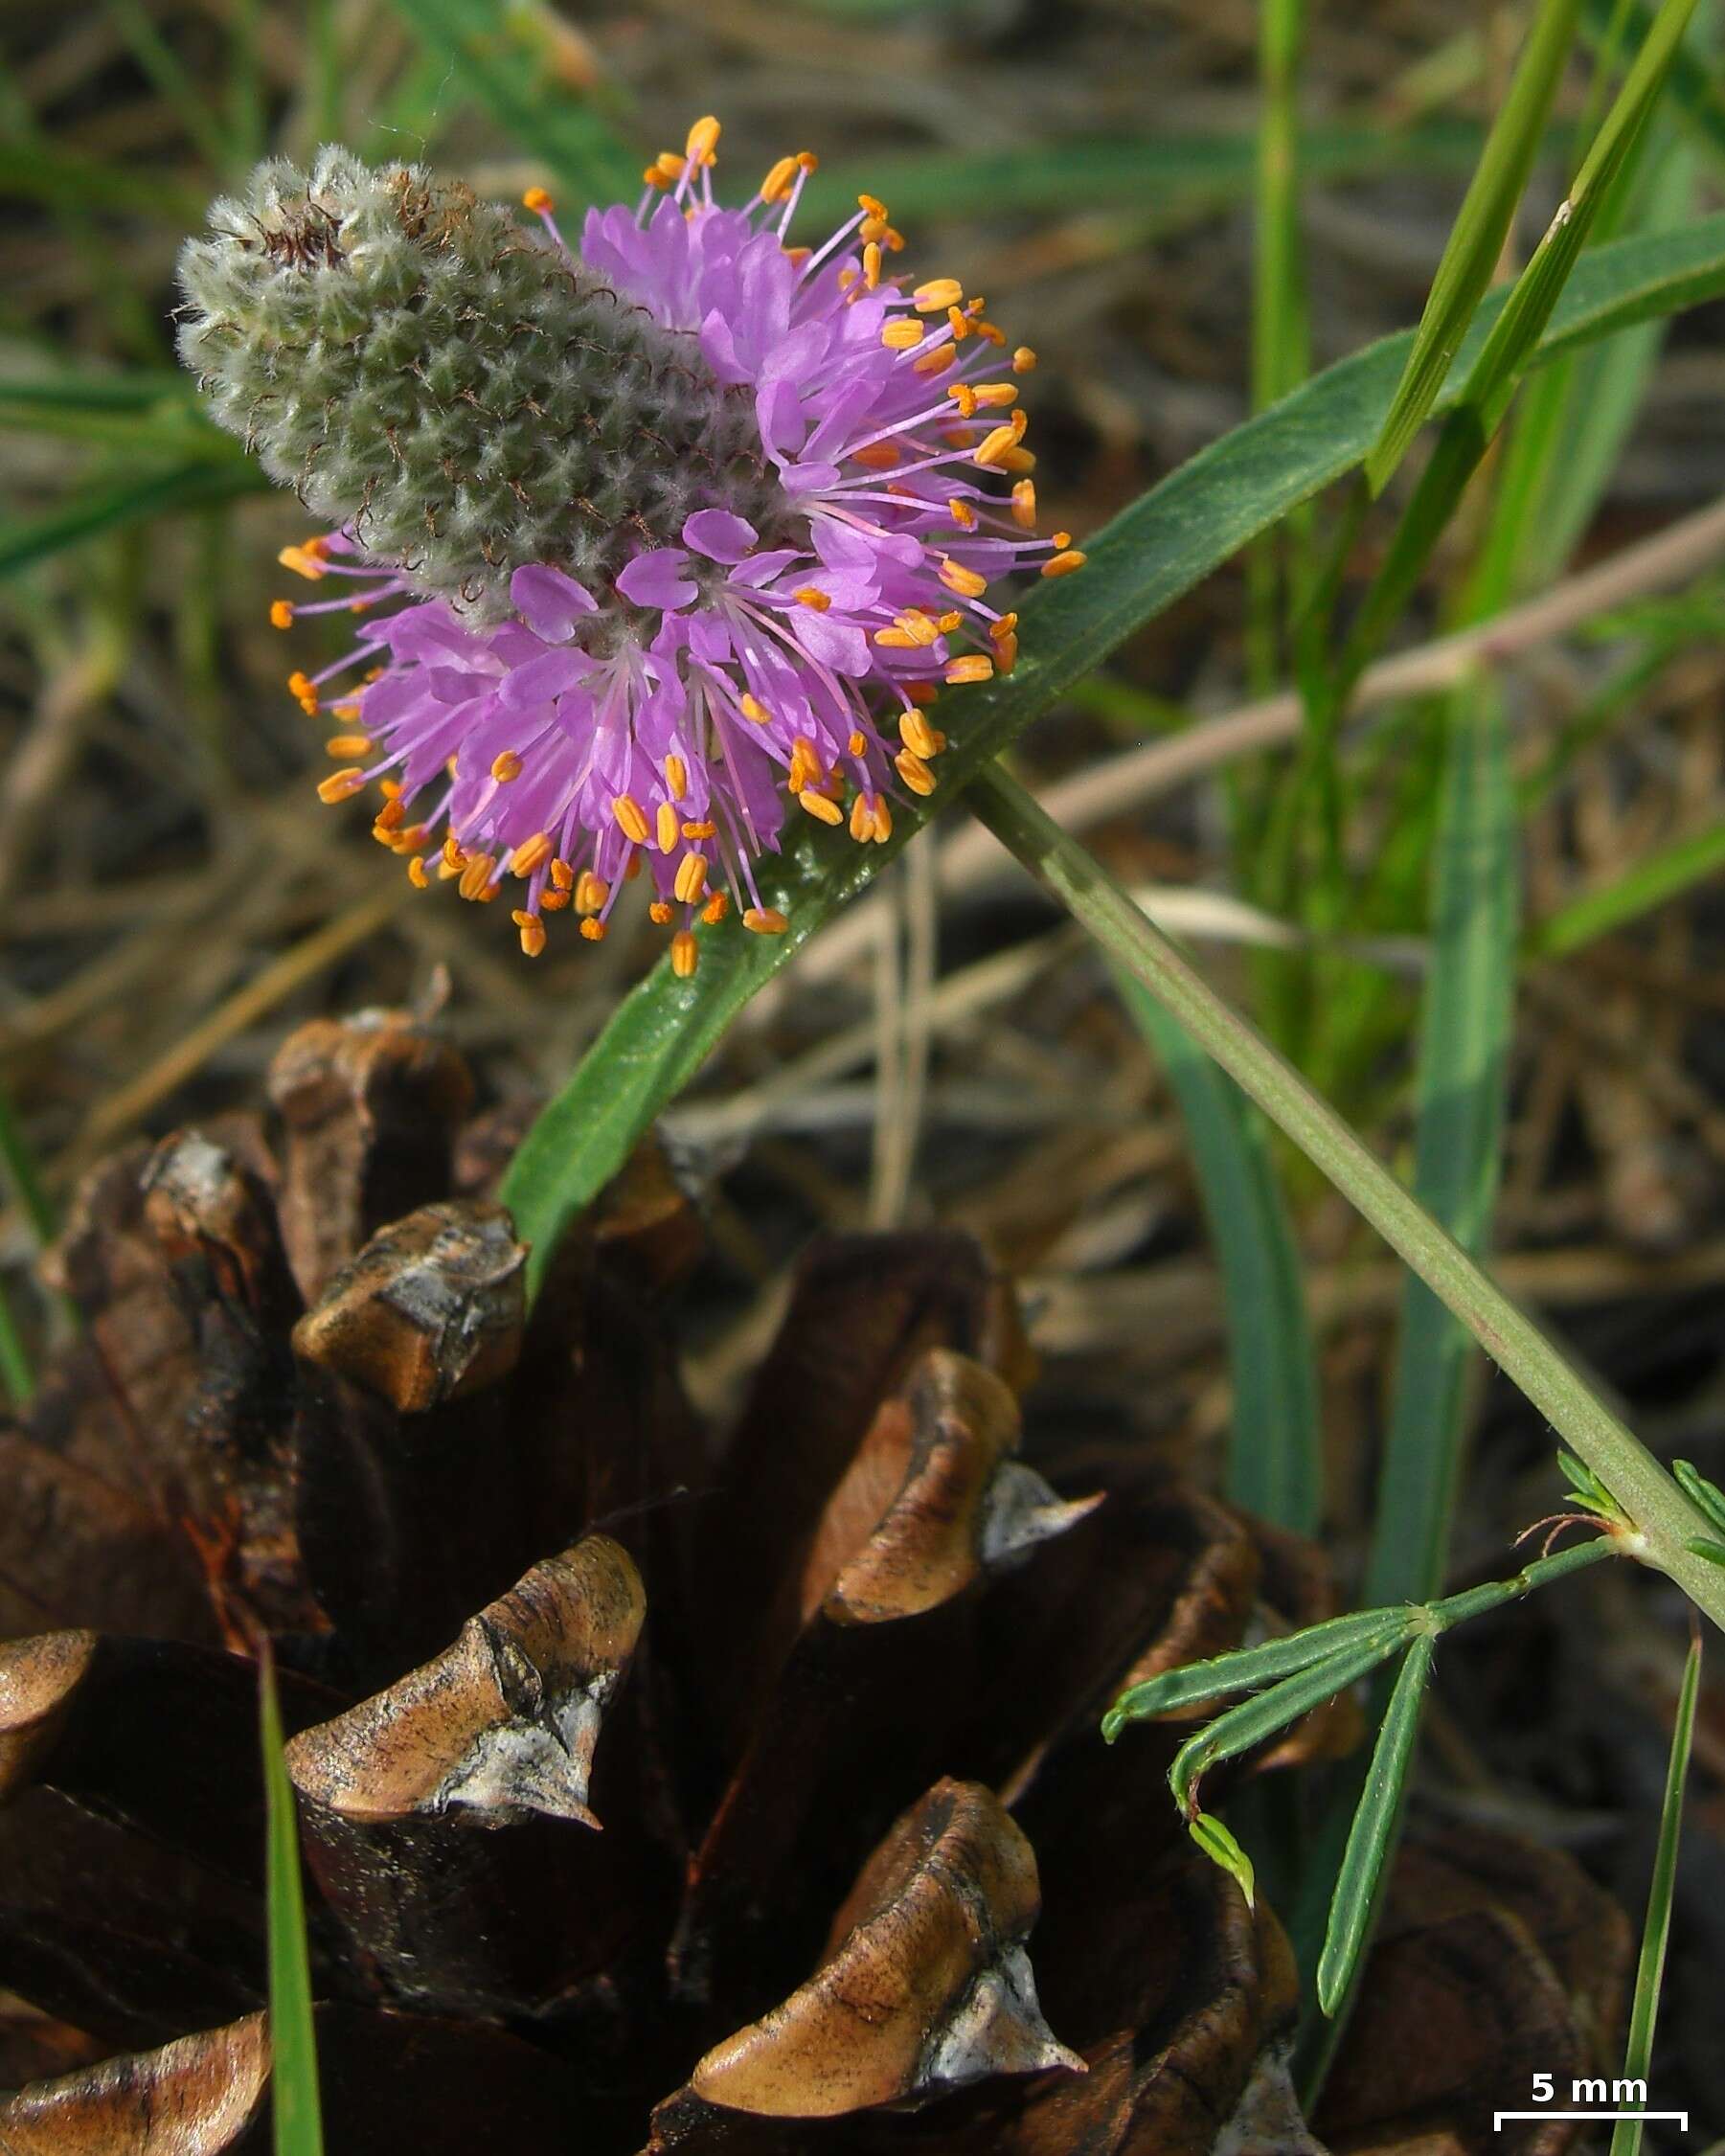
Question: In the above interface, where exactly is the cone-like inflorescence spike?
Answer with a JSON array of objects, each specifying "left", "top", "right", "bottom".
[
  {"left": 177, "top": 149, "right": 785, "bottom": 614},
  {"left": 177, "top": 121, "right": 1088, "bottom": 965}
]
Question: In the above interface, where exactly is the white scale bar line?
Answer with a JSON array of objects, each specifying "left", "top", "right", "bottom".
[{"left": 1494, "top": 2114, "right": 1688, "bottom": 2130}]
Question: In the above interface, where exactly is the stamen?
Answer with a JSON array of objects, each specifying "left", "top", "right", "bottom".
[
  {"left": 458, "top": 853, "right": 497, "bottom": 901},
  {"left": 862, "top": 241, "right": 882, "bottom": 288},
  {"left": 317, "top": 767, "right": 366, "bottom": 803},
  {"left": 760, "top": 155, "right": 799, "bottom": 203},
  {"left": 575, "top": 872, "right": 609, "bottom": 916},
  {"left": 1011, "top": 478, "right": 1037, "bottom": 528},
  {"left": 800, "top": 789, "right": 843, "bottom": 826},
  {"left": 1012, "top": 346, "right": 1037, "bottom": 373},
  {"left": 579, "top": 919, "right": 607, "bottom": 942},
  {"left": 945, "top": 654, "right": 994, "bottom": 684},
  {"left": 670, "top": 931, "right": 699, "bottom": 978},
  {"left": 939, "top": 556, "right": 988, "bottom": 599},
  {"left": 702, "top": 892, "right": 731, "bottom": 925},
  {"left": 895, "top": 749, "right": 937, "bottom": 796},
  {"left": 407, "top": 856, "right": 429, "bottom": 890},
  {"left": 681, "top": 820, "right": 717, "bottom": 839},
  {"left": 278, "top": 545, "right": 328, "bottom": 581},
  {"left": 912, "top": 344, "right": 958, "bottom": 376},
  {"left": 913, "top": 278, "right": 963, "bottom": 313},
  {"left": 973, "top": 423, "right": 1019, "bottom": 468},
  {"left": 882, "top": 320, "right": 924, "bottom": 351},
  {"left": 673, "top": 852, "right": 709, "bottom": 904},
  {"left": 522, "top": 187, "right": 555, "bottom": 215},
  {"left": 511, "top": 831, "right": 553, "bottom": 875},
  {"left": 851, "top": 442, "right": 900, "bottom": 469},
  {"left": 325, "top": 734, "right": 374, "bottom": 759},
  {"left": 270, "top": 600, "right": 295, "bottom": 628},
  {"left": 685, "top": 115, "right": 721, "bottom": 166},
  {"left": 550, "top": 857, "right": 576, "bottom": 892},
  {"left": 511, "top": 909, "right": 547, "bottom": 957},
  {"left": 743, "top": 907, "right": 789, "bottom": 935},
  {"left": 899, "top": 711, "right": 942, "bottom": 759},
  {"left": 665, "top": 754, "right": 688, "bottom": 799},
  {"left": 657, "top": 800, "right": 680, "bottom": 853},
  {"left": 491, "top": 750, "right": 523, "bottom": 783},
  {"left": 612, "top": 794, "right": 649, "bottom": 844},
  {"left": 795, "top": 586, "right": 831, "bottom": 611},
  {"left": 739, "top": 693, "right": 772, "bottom": 725},
  {"left": 1042, "top": 549, "right": 1087, "bottom": 578}
]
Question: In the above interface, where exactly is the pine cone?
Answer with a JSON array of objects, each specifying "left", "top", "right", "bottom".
[{"left": 0, "top": 1009, "right": 1624, "bottom": 2154}]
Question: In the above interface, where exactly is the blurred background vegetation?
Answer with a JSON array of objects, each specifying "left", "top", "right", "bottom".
[{"left": 2, "top": 0, "right": 1724, "bottom": 2130}]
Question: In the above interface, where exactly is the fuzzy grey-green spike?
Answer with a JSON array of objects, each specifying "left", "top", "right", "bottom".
[{"left": 175, "top": 149, "right": 788, "bottom": 616}]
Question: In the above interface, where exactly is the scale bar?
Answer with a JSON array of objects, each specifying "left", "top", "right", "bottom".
[{"left": 1494, "top": 2114, "right": 1688, "bottom": 2130}]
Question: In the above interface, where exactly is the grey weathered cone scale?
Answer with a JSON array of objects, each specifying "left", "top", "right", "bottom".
[{"left": 174, "top": 149, "right": 787, "bottom": 617}]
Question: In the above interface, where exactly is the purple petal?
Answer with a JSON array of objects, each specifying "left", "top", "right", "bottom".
[
  {"left": 682, "top": 509, "right": 758, "bottom": 564},
  {"left": 510, "top": 564, "right": 597, "bottom": 642},
  {"left": 499, "top": 647, "right": 591, "bottom": 707},
  {"left": 617, "top": 549, "right": 698, "bottom": 611}
]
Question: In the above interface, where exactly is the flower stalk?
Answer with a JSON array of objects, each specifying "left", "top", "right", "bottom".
[{"left": 966, "top": 760, "right": 1725, "bottom": 1629}]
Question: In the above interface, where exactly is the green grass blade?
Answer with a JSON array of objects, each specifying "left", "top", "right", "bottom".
[
  {"left": 801, "top": 121, "right": 1504, "bottom": 227},
  {"left": 0, "top": 461, "right": 267, "bottom": 581},
  {"left": 1316, "top": 1633, "right": 1435, "bottom": 2014},
  {"left": 259, "top": 1647, "right": 324, "bottom": 2156},
  {"left": 1607, "top": 1629, "right": 1700, "bottom": 2156},
  {"left": 1104, "top": 1609, "right": 1414, "bottom": 1735},
  {"left": 1585, "top": 0, "right": 1725, "bottom": 162},
  {"left": 0, "top": 1277, "right": 34, "bottom": 1407},
  {"left": 1364, "top": 687, "right": 1518, "bottom": 1611},
  {"left": 1113, "top": 965, "right": 1323, "bottom": 1532},
  {"left": 960, "top": 762, "right": 1725, "bottom": 1627},
  {"left": 1333, "top": 0, "right": 1700, "bottom": 715},
  {"left": 385, "top": 0, "right": 638, "bottom": 207},
  {"left": 496, "top": 210, "right": 1725, "bottom": 1294},
  {"left": 1365, "top": 0, "right": 1584, "bottom": 494},
  {"left": 1169, "top": 1632, "right": 1410, "bottom": 1813},
  {"left": 1526, "top": 819, "right": 1725, "bottom": 960}
]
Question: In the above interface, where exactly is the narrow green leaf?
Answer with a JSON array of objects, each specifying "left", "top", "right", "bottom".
[
  {"left": 1331, "top": 0, "right": 1701, "bottom": 722},
  {"left": 497, "top": 210, "right": 1725, "bottom": 1296},
  {"left": 1366, "top": 0, "right": 1584, "bottom": 493},
  {"left": 1169, "top": 1632, "right": 1408, "bottom": 1815},
  {"left": 0, "top": 1276, "right": 34, "bottom": 1407},
  {"left": 384, "top": 0, "right": 638, "bottom": 207},
  {"left": 1526, "top": 820, "right": 1725, "bottom": 959},
  {"left": 1113, "top": 965, "right": 1322, "bottom": 1532},
  {"left": 1584, "top": 0, "right": 1725, "bottom": 162},
  {"left": 1104, "top": 1609, "right": 1413, "bottom": 1736},
  {"left": 1673, "top": 1461, "right": 1725, "bottom": 1538},
  {"left": 0, "top": 372, "right": 190, "bottom": 418},
  {"left": 1190, "top": 1813, "right": 1258, "bottom": 1908},
  {"left": 0, "top": 460, "right": 267, "bottom": 580},
  {"left": 1316, "top": 1633, "right": 1435, "bottom": 2015},
  {"left": 259, "top": 1647, "right": 324, "bottom": 2156},
  {"left": 1607, "top": 1630, "right": 1700, "bottom": 2156},
  {"left": 1365, "top": 687, "right": 1517, "bottom": 1611},
  {"left": 805, "top": 122, "right": 1506, "bottom": 230}
]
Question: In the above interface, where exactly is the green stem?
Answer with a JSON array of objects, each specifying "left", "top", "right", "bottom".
[{"left": 966, "top": 761, "right": 1725, "bottom": 1629}]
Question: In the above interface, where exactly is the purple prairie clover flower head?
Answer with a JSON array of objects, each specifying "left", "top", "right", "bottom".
[{"left": 176, "top": 123, "right": 1087, "bottom": 971}]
